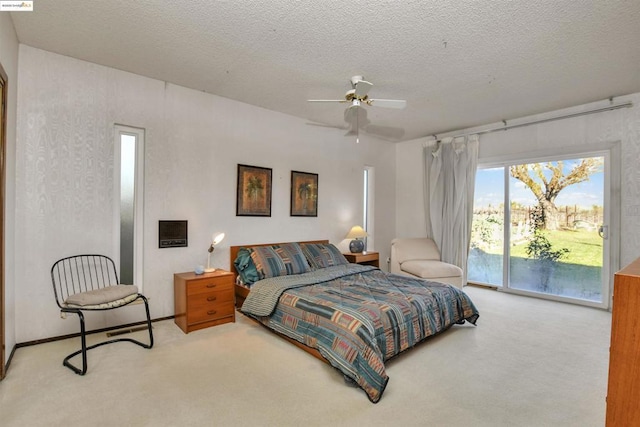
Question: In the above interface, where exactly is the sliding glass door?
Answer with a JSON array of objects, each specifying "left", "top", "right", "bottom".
[
  {"left": 468, "top": 152, "right": 610, "bottom": 307},
  {"left": 468, "top": 167, "right": 505, "bottom": 287}
]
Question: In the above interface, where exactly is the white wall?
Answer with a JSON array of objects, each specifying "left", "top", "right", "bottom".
[
  {"left": 14, "top": 45, "right": 396, "bottom": 342},
  {"left": 0, "top": 12, "right": 18, "bottom": 367},
  {"left": 396, "top": 94, "right": 640, "bottom": 269}
]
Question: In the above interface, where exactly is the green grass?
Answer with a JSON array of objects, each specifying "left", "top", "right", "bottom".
[
  {"left": 470, "top": 229, "right": 604, "bottom": 300},
  {"left": 510, "top": 229, "right": 603, "bottom": 267}
]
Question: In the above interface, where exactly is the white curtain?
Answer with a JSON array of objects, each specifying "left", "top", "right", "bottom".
[{"left": 424, "top": 134, "right": 479, "bottom": 285}]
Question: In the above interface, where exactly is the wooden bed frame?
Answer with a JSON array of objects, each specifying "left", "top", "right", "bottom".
[{"left": 229, "top": 240, "right": 329, "bottom": 363}]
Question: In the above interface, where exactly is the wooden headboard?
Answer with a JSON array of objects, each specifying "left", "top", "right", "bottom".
[{"left": 229, "top": 239, "right": 329, "bottom": 280}]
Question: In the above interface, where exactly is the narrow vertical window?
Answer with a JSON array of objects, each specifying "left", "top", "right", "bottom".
[
  {"left": 120, "top": 134, "right": 136, "bottom": 284},
  {"left": 363, "top": 168, "right": 369, "bottom": 229},
  {"left": 115, "top": 125, "right": 144, "bottom": 288},
  {"left": 363, "top": 166, "right": 374, "bottom": 251}
]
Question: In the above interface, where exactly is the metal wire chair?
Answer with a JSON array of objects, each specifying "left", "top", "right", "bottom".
[{"left": 51, "top": 254, "right": 154, "bottom": 375}]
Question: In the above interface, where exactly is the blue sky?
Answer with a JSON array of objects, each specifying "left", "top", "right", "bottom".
[{"left": 474, "top": 158, "right": 604, "bottom": 209}]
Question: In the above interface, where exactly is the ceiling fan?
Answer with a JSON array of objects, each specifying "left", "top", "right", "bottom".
[
  {"left": 308, "top": 76, "right": 407, "bottom": 142},
  {"left": 308, "top": 75, "right": 407, "bottom": 110}
]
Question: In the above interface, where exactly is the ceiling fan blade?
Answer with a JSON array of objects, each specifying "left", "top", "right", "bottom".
[
  {"left": 367, "top": 99, "right": 407, "bottom": 109},
  {"left": 354, "top": 80, "right": 373, "bottom": 98},
  {"left": 306, "top": 120, "right": 349, "bottom": 131},
  {"left": 308, "top": 99, "right": 348, "bottom": 103},
  {"left": 363, "top": 124, "right": 405, "bottom": 140}
]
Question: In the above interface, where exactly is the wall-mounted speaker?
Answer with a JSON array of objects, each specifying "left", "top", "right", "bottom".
[{"left": 159, "top": 220, "right": 188, "bottom": 248}]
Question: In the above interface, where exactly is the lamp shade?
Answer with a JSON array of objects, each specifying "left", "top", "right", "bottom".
[
  {"left": 345, "top": 226, "right": 368, "bottom": 239},
  {"left": 212, "top": 232, "right": 225, "bottom": 246}
]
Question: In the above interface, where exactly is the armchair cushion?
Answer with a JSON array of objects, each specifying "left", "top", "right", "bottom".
[
  {"left": 400, "top": 260, "right": 462, "bottom": 279},
  {"left": 391, "top": 237, "right": 464, "bottom": 288}
]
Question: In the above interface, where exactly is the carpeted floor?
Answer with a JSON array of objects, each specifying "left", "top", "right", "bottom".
[{"left": 0, "top": 286, "right": 612, "bottom": 426}]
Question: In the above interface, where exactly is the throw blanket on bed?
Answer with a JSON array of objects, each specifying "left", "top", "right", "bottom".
[
  {"left": 241, "top": 266, "right": 479, "bottom": 403},
  {"left": 242, "top": 264, "right": 376, "bottom": 316}
]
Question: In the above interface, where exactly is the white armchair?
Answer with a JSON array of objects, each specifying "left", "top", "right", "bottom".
[{"left": 390, "top": 237, "right": 463, "bottom": 288}]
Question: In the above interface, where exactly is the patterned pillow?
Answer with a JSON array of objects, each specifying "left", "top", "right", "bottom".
[
  {"left": 300, "top": 243, "right": 349, "bottom": 269},
  {"left": 249, "top": 243, "right": 311, "bottom": 279}
]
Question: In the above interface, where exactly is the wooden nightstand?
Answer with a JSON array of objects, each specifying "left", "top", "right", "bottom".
[
  {"left": 343, "top": 251, "right": 380, "bottom": 267},
  {"left": 174, "top": 269, "right": 235, "bottom": 333}
]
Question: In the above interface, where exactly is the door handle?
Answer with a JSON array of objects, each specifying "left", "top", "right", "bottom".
[{"left": 598, "top": 225, "right": 608, "bottom": 239}]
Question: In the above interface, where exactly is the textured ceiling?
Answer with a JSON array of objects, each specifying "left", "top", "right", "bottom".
[{"left": 10, "top": 0, "right": 640, "bottom": 142}]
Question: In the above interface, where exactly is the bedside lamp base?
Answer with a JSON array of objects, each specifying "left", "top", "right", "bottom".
[{"left": 349, "top": 239, "right": 365, "bottom": 253}]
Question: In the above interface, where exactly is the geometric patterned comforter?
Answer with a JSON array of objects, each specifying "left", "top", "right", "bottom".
[{"left": 241, "top": 264, "right": 479, "bottom": 403}]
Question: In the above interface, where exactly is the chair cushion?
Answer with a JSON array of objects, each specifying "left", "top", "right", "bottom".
[
  {"left": 400, "top": 260, "right": 462, "bottom": 279},
  {"left": 64, "top": 285, "right": 139, "bottom": 307}
]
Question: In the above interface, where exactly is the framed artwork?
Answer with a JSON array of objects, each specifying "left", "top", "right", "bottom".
[
  {"left": 236, "top": 164, "right": 272, "bottom": 216},
  {"left": 290, "top": 170, "right": 318, "bottom": 217}
]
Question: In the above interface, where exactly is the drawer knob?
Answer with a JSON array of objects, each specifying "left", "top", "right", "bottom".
[
  {"left": 206, "top": 284, "right": 216, "bottom": 288},
  {"left": 207, "top": 310, "right": 217, "bottom": 315},
  {"left": 207, "top": 296, "right": 217, "bottom": 302}
]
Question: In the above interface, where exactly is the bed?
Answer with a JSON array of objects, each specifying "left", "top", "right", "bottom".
[{"left": 230, "top": 240, "right": 479, "bottom": 403}]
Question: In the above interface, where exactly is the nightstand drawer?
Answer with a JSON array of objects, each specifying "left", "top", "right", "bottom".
[
  {"left": 187, "top": 276, "right": 234, "bottom": 296},
  {"left": 188, "top": 297, "right": 235, "bottom": 323}
]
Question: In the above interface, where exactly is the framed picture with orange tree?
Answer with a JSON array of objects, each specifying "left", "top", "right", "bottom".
[
  {"left": 236, "top": 164, "right": 272, "bottom": 216},
  {"left": 290, "top": 170, "right": 318, "bottom": 217}
]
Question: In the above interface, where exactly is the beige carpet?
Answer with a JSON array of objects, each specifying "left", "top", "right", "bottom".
[{"left": 0, "top": 286, "right": 611, "bottom": 426}]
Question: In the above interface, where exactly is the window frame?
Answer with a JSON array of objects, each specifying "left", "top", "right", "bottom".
[
  {"left": 113, "top": 125, "right": 145, "bottom": 289},
  {"left": 472, "top": 143, "right": 620, "bottom": 309}
]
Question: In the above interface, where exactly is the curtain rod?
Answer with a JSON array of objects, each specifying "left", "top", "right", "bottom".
[{"left": 434, "top": 100, "right": 633, "bottom": 141}]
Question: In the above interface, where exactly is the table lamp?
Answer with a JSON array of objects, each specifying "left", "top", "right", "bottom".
[
  {"left": 345, "top": 225, "right": 368, "bottom": 253},
  {"left": 205, "top": 232, "right": 225, "bottom": 273}
]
